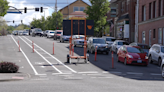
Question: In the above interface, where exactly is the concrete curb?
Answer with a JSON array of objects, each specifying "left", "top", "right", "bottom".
[{"left": 0, "top": 73, "right": 30, "bottom": 81}]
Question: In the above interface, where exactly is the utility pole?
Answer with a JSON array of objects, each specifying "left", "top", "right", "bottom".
[{"left": 55, "top": 0, "right": 58, "bottom": 30}]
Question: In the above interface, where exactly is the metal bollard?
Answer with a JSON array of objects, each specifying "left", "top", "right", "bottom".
[{"left": 95, "top": 46, "right": 97, "bottom": 61}]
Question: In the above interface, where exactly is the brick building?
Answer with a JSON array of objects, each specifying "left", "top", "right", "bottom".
[
  {"left": 107, "top": 0, "right": 137, "bottom": 43},
  {"left": 138, "top": 0, "right": 164, "bottom": 46}
]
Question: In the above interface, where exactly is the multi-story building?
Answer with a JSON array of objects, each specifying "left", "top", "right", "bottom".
[
  {"left": 59, "top": 0, "right": 89, "bottom": 20},
  {"left": 138, "top": 0, "right": 164, "bottom": 46},
  {"left": 107, "top": 0, "right": 137, "bottom": 43}
]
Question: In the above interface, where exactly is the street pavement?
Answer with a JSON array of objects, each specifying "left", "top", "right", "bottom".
[{"left": 0, "top": 35, "right": 164, "bottom": 92}]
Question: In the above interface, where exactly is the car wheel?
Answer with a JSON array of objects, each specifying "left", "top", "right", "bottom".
[
  {"left": 149, "top": 55, "right": 153, "bottom": 64},
  {"left": 162, "top": 66, "right": 164, "bottom": 78},
  {"left": 106, "top": 52, "right": 109, "bottom": 55},
  {"left": 124, "top": 58, "right": 127, "bottom": 65},
  {"left": 158, "top": 58, "right": 162, "bottom": 67}
]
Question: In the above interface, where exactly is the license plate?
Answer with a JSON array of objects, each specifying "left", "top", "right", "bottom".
[{"left": 137, "top": 60, "right": 142, "bottom": 63}]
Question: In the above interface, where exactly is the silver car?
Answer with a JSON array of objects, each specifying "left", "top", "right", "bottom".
[
  {"left": 111, "top": 40, "right": 129, "bottom": 53},
  {"left": 72, "top": 35, "right": 85, "bottom": 47},
  {"left": 148, "top": 44, "right": 164, "bottom": 66},
  {"left": 102, "top": 36, "right": 116, "bottom": 50}
]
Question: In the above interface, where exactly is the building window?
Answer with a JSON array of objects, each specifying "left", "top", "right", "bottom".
[
  {"left": 158, "top": 28, "right": 162, "bottom": 44},
  {"left": 142, "top": 31, "right": 145, "bottom": 44},
  {"left": 74, "top": 7, "right": 78, "bottom": 12},
  {"left": 127, "top": 0, "right": 129, "bottom": 11},
  {"left": 142, "top": 5, "right": 146, "bottom": 21},
  {"left": 158, "top": 0, "right": 163, "bottom": 16},
  {"left": 149, "top": 3, "right": 152, "bottom": 19},
  {"left": 153, "top": 29, "right": 156, "bottom": 38},
  {"left": 80, "top": 7, "right": 85, "bottom": 11},
  {"left": 153, "top": 1, "right": 156, "bottom": 18},
  {"left": 163, "top": 0, "right": 164, "bottom": 15},
  {"left": 121, "top": 2, "right": 125, "bottom": 13},
  {"left": 160, "top": 0, "right": 163, "bottom": 16}
]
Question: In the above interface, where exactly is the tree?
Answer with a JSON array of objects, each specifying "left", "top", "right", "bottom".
[
  {"left": 84, "top": 0, "right": 110, "bottom": 37},
  {"left": 0, "top": 0, "right": 9, "bottom": 16},
  {"left": 0, "top": 17, "right": 8, "bottom": 35}
]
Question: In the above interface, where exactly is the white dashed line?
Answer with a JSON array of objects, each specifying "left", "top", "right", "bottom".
[
  {"left": 52, "top": 73, "right": 72, "bottom": 75},
  {"left": 127, "top": 72, "right": 143, "bottom": 75},
  {"left": 36, "top": 74, "right": 47, "bottom": 76}
]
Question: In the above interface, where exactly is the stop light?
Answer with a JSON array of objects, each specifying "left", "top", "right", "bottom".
[
  {"left": 13, "top": 20, "right": 14, "bottom": 23},
  {"left": 40, "top": 7, "right": 43, "bottom": 13},
  {"left": 35, "top": 8, "right": 39, "bottom": 11},
  {"left": 24, "top": 7, "right": 27, "bottom": 13}
]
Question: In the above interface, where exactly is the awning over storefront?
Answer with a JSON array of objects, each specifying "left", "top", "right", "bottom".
[{"left": 117, "top": 14, "right": 129, "bottom": 22}]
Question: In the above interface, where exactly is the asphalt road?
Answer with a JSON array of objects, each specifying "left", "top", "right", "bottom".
[{"left": 0, "top": 35, "right": 164, "bottom": 92}]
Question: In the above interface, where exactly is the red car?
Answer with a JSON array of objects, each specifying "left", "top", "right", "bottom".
[{"left": 117, "top": 45, "right": 148, "bottom": 66}]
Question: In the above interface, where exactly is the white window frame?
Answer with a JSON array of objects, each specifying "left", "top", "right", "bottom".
[
  {"left": 73, "top": 7, "right": 79, "bottom": 12},
  {"left": 80, "top": 7, "right": 85, "bottom": 11}
]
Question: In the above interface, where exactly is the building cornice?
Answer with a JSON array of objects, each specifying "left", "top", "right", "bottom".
[{"left": 138, "top": 16, "right": 164, "bottom": 25}]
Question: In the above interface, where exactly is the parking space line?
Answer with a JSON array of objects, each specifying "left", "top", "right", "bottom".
[
  {"left": 19, "top": 36, "right": 62, "bottom": 74},
  {"left": 23, "top": 36, "right": 77, "bottom": 73},
  {"left": 150, "top": 73, "right": 161, "bottom": 76},
  {"left": 127, "top": 72, "right": 143, "bottom": 75},
  {"left": 11, "top": 35, "right": 39, "bottom": 75}
]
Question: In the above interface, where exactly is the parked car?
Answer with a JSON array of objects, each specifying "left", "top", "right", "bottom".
[
  {"left": 148, "top": 44, "right": 164, "bottom": 66},
  {"left": 60, "top": 35, "right": 71, "bottom": 43},
  {"left": 54, "top": 30, "right": 63, "bottom": 40},
  {"left": 130, "top": 42, "right": 150, "bottom": 56},
  {"left": 22, "top": 31, "right": 29, "bottom": 36},
  {"left": 32, "top": 28, "right": 43, "bottom": 37},
  {"left": 111, "top": 40, "right": 129, "bottom": 53},
  {"left": 117, "top": 45, "right": 148, "bottom": 66},
  {"left": 47, "top": 30, "right": 55, "bottom": 38},
  {"left": 161, "top": 59, "right": 164, "bottom": 78},
  {"left": 12, "top": 31, "right": 18, "bottom": 35},
  {"left": 18, "top": 31, "right": 23, "bottom": 36},
  {"left": 102, "top": 36, "right": 116, "bottom": 50},
  {"left": 44, "top": 30, "right": 49, "bottom": 37},
  {"left": 87, "top": 37, "right": 109, "bottom": 55},
  {"left": 72, "top": 35, "right": 85, "bottom": 47}
]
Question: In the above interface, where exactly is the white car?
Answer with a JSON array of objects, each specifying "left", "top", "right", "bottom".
[
  {"left": 22, "top": 31, "right": 29, "bottom": 36},
  {"left": 18, "top": 31, "right": 23, "bottom": 36},
  {"left": 111, "top": 40, "right": 129, "bottom": 53},
  {"left": 161, "top": 59, "right": 164, "bottom": 78},
  {"left": 47, "top": 30, "right": 55, "bottom": 38},
  {"left": 148, "top": 44, "right": 164, "bottom": 66},
  {"left": 72, "top": 35, "right": 85, "bottom": 47}
]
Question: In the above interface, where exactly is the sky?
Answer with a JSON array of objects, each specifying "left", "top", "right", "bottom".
[{"left": 4, "top": 0, "right": 91, "bottom": 26}]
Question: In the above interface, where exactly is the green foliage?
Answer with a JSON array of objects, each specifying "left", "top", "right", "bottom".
[
  {"left": 15, "top": 24, "right": 30, "bottom": 30},
  {"left": 0, "top": 0, "right": 9, "bottom": 16},
  {"left": 0, "top": 17, "right": 8, "bottom": 31},
  {"left": 84, "top": 0, "right": 110, "bottom": 37},
  {"left": 30, "top": 12, "right": 63, "bottom": 31}
]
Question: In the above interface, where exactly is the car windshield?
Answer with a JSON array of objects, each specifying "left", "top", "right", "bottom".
[
  {"left": 118, "top": 42, "right": 129, "bottom": 45},
  {"left": 161, "top": 47, "right": 164, "bottom": 53},
  {"left": 106, "top": 38, "right": 115, "bottom": 41},
  {"left": 127, "top": 47, "right": 145, "bottom": 53},
  {"left": 93, "top": 39, "right": 106, "bottom": 44},
  {"left": 57, "top": 32, "right": 61, "bottom": 34},
  {"left": 50, "top": 32, "right": 54, "bottom": 33},
  {"left": 36, "top": 29, "right": 42, "bottom": 32},
  {"left": 138, "top": 45, "right": 150, "bottom": 49},
  {"left": 23, "top": 32, "right": 28, "bottom": 33}
]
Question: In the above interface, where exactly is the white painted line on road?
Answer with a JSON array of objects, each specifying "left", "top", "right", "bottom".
[
  {"left": 64, "top": 77, "right": 83, "bottom": 80},
  {"left": 23, "top": 36, "right": 77, "bottom": 73},
  {"left": 40, "top": 66, "right": 45, "bottom": 68},
  {"left": 32, "top": 78, "right": 49, "bottom": 80},
  {"left": 78, "top": 71, "right": 98, "bottom": 74},
  {"left": 36, "top": 74, "right": 47, "bottom": 76},
  {"left": 10, "top": 35, "right": 39, "bottom": 75},
  {"left": 150, "top": 73, "right": 161, "bottom": 76},
  {"left": 127, "top": 72, "right": 143, "bottom": 75},
  {"left": 52, "top": 73, "right": 72, "bottom": 75},
  {"left": 35, "top": 62, "right": 45, "bottom": 65},
  {"left": 19, "top": 36, "right": 62, "bottom": 74},
  {"left": 102, "top": 71, "right": 109, "bottom": 74},
  {"left": 12, "top": 77, "right": 24, "bottom": 80}
]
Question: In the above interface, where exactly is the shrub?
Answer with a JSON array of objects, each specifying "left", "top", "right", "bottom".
[
  {"left": 0, "top": 62, "right": 19, "bottom": 73},
  {"left": 0, "top": 33, "right": 1, "bottom": 36}
]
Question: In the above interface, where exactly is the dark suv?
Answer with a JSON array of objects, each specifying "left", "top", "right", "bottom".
[
  {"left": 87, "top": 37, "right": 109, "bottom": 55},
  {"left": 32, "top": 28, "right": 43, "bottom": 37}
]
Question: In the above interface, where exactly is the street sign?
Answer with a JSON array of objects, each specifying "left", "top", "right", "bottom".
[{"left": 63, "top": 20, "right": 94, "bottom": 36}]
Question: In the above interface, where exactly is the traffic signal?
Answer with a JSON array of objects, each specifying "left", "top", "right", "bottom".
[
  {"left": 35, "top": 8, "right": 39, "bottom": 11},
  {"left": 21, "top": 20, "right": 23, "bottom": 23},
  {"left": 40, "top": 7, "right": 43, "bottom": 13},
  {"left": 24, "top": 7, "right": 27, "bottom": 13},
  {"left": 13, "top": 20, "right": 14, "bottom": 23}
]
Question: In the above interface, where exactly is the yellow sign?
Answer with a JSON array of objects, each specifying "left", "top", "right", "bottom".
[{"left": 87, "top": 25, "right": 93, "bottom": 30}]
